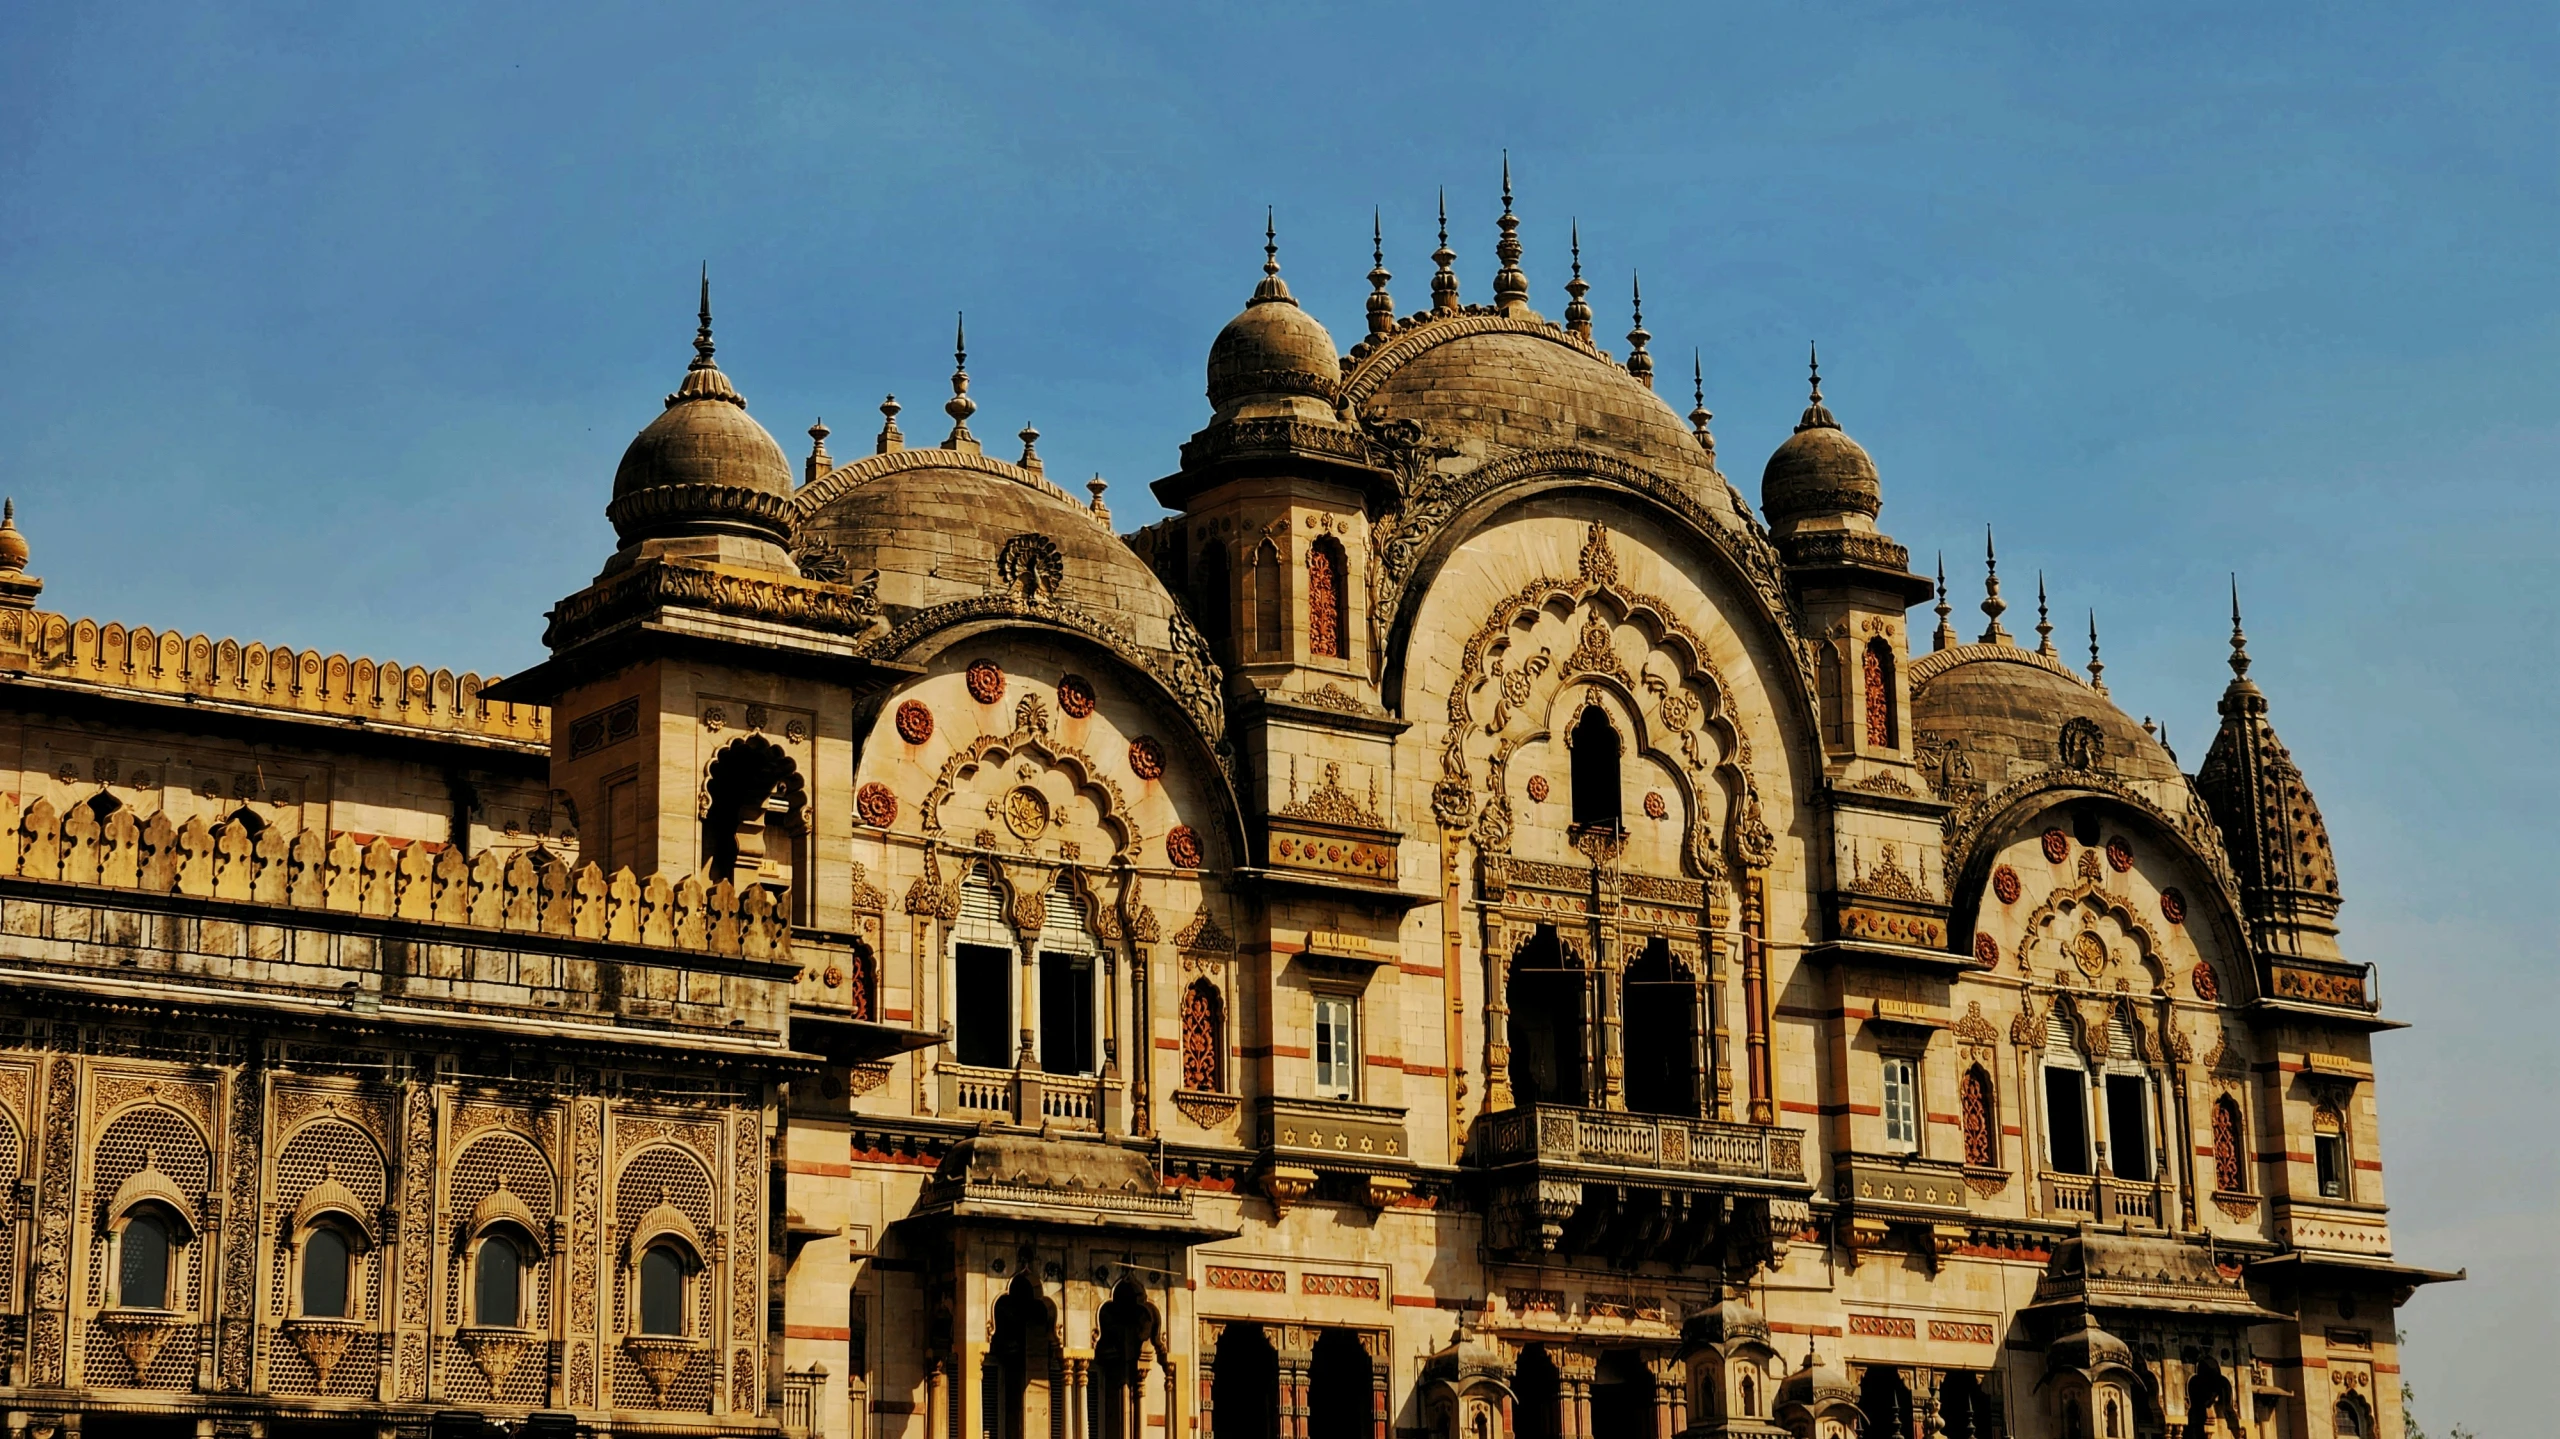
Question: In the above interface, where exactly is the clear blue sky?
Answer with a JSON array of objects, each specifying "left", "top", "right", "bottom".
[{"left": 3, "top": 3, "right": 2549, "bottom": 1426}]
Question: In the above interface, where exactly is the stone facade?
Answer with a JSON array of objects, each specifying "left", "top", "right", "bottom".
[{"left": 0, "top": 210, "right": 2449, "bottom": 1439}]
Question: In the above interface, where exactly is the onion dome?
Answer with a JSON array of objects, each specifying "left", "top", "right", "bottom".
[
  {"left": 603, "top": 269, "right": 796, "bottom": 574},
  {"left": 1775, "top": 1347, "right": 1860, "bottom": 1415},
  {"left": 0, "top": 500, "right": 30, "bottom": 574},
  {"left": 1203, "top": 215, "right": 1340, "bottom": 418},
  {"left": 2196, "top": 585, "right": 2343, "bottom": 951},
  {"left": 1761, "top": 345, "right": 1881, "bottom": 529},
  {"left": 2043, "top": 1312, "right": 2136, "bottom": 1377}
]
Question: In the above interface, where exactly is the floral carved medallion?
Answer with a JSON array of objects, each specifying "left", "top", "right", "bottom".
[
  {"left": 2041, "top": 829, "right": 2070, "bottom": 864},
  {"left": 2191, "top": 961, "right": 2221, "bottom": 1001},
  {"left": 2106, "top": 836, "right": 2134, "bottom": 872},
  {"left": 2160, "top": 887, "right": 2187, "bottom": 924},
  {"left": 1974, "top": 932, "right": 2001, "bottom": 967},
  {"left": 2071, "top": 929, "right": 2109, "bottom": 978},
  {"left": 1992, "top": 865, "right": 2022, "bottom": 904},
  {"left": 1128, "top": 736, "right": 1165, "bottom": 780},
  {"left": 895, "top": 701, "right": 934, "bottom": 744},
  {"left": 1057, "top": 675, "right": 1096, "bottom": 718},
  {"left": 1002, "top": 786, "right": 1050, "bottom": 840},
  {"left": 1526, "top": 775, "right": 1550, "bottom": 804},
  {"left": 965, "top": 659, "right": 1005, "bottom": 705},
  {"left": 1643, "top": 790, "right": 1668, "bottom": 820},
  {"left": 1166, "top": 825, "right": 1204, "bottom": 869},
  {"left": 855, "top": 783, "right": 898, "bottom": 828}
]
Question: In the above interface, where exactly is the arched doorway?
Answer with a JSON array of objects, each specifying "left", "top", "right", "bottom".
[
  {"left": 1308, "top": 1329, "right": 1373, "bottom": 1439},
  {"left": 1512, "top": 1346, "right": 1561, "bottom": 1439},
  {"left": 1094, "top": 1282, "right": 1156, "bottom": 1439},
  {"left": 1212, "top": 1323, "right": 1279, "bottom": 1439},
  {"left": 1622, "top": 937, "right": 1697, "bottom": 1116},
  {"left": 988, "top": 1277, "right": 1058, "bottom": 1439},
  {"left": 1509, "top": 928, "right": 1585, "bottom": 1106},
  {"left": 1939, "top": 1371, "right": 1994, "bottom": 1439},
  {"left": 1859, "top": 1367, "right": 1914, "bottom": 1439},
  {"left": 1591, "top": 1351, "right": 1652, "bottom": 1439}
]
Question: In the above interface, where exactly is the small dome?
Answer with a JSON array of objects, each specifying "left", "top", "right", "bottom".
[
  {"left": 0, "top": 500, "right": 30, "bottom": 573},
  {"left": 611, "top": 362, "right": 794, "bottom": 505},
  {"left": 2044, "top": 1312, "right": 2136, "bottom": 1375},
  {"left": 1205, "top": 252, "right": 1340, "bottom": 413},
  {"left": 1761, "top": 383, "right": 1881, "bottom": 527},
  {"left": 1776, "top": 1348, "right": 1859, "bottom": 1413}
]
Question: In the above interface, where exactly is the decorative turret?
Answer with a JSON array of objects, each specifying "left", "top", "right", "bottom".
[
  {"left": 1564, "top": 222, "right": 1593, "bottom": 342},
  {"left": 0, "top": 499, "right": 41, "bottom": 610},
  {"left": 1365, "top": 210, "right": 1395, "bottom": 339},
  {"left": 1623, "top": 273, "right": 1652, "bottom": 389},
  {"left": 2197, "top": 582, "right": 2345, "bottom": 958},
  {"left": 1430, "top": 189, "right": 1460, "bottom": 315},
  {"left": 1201, "top": 213, "right": 1342, "bottom": 422},
  {"left": 1759, "top": 346, "right": 1930, "bottom": 606},
  {"left": 1491, "top": 154, "right": 1532, "bottom": 316},
  {"left": 602, "top": 268, "right": 796, "bottom": 576}
]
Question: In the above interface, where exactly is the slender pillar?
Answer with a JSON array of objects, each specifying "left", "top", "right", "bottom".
[
  {"left": 1574, "top": 1379, "right": 1593, "bottom": 1439},
  {"left": 927, "top": 1357, "right": 949, "bottom": 1439},
  {"left": 1742, "top": 872, "right": 1773, "bottom": 1125},
  {"left": 1484, "top": 915, "right": 1515, "bottom": 1111},
  {"left": 1442, "top": 837, "right": 1469, "bottom": 1160}
]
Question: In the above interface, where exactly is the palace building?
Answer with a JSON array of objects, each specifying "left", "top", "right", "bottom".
[{"left": 0, "top": 192, "right": 2452, "bottom": 1439}]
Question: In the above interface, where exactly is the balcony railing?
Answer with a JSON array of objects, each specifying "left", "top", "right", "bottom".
[
  {"left": 2041, "top": 1172, "right": 2164, "bottom": 1226},
  {"left": 1470, "top": 1103, "right": 1804, "bottom": 1186},
  {"left": 935, "top": 1061, "right": 1111, "bottom": 1131}
]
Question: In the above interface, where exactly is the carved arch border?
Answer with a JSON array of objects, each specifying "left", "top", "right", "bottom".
[
  {"left": 858, "top": 592, "right": 1227, "bottom": 750},
  {"left": 1370, "top": 447, "right": 1812, "bottom": 722},
  {"left": 919, "top": 694, "right": 1142, "bottom": 866},
  {"left": 2013, "top": 879, "right": 2171, "bottom": 987},
  {"left": 793, "top": 445, "right": 1075, "bottom": 515},
  {"left": 1439, "top": 521, "right": 1772, "bottom": 879}
]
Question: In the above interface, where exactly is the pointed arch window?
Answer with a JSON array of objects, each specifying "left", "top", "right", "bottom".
[
  {"left": 1252, "top": 542, "right": 1283, "bottom": 655},
  {"left": 1961, "top": 1063, "right": 1997, "bottom": 1167},
  {"left": 1195, "top": 541, "right": 1233, "bottom": 650},
  {"left": 2314, "top": 1105, "right": 2348, "bottom": 1198},
  {"left": 116, "top": 1210, "right": 174, "bottom": 1310},
  {"left": 1863, "top": 639, "right": 1897, "bottom": 747},
  {"left": 2043, "top": 1011, "right": 2092, "bottom": 1175},
  {"left": 1179, "top": 980, "right": 1224, "bottom": 1093},
  {"left": 2212, "top": 1095, "right": 2246, "bottom": 1194},
  {"left": 1569, "top": 705, "right": 1622, "bottom": 831},
  {"left": 1819, "top": 644, "right": 1847, "bottom": 747},
  {"left": 2101, "top": 1007, "right": 2153, "bottom": 1182},
  {"left": 1306, "top": 537, "right": 1348, "bottom": 660}
]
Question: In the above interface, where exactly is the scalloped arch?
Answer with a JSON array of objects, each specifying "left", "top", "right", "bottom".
[
  {"left": 792, "top": 445, "right": 1074, "bottom": 516},
  {"left": 1948, "top": 773, "right": 2249, "bottom": 973}
]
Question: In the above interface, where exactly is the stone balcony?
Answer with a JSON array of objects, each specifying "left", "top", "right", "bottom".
[
  {"left": 935, "top": 1061, "right": 1119, "bottom": 1132},
  {"left": 2040, "top": 1171, "right": 2167, "bottom": 1227},
  {"left": 1467, "top": 1103, "right": 1810, "bottom": 1261},
  {"left": 1253, "top": 1094, "right": 1416, "bottom": 1212}
]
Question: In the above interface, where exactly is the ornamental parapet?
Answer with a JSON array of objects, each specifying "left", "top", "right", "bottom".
[{"left": 542, "top": 556, "right": 882, "bottom": 653}]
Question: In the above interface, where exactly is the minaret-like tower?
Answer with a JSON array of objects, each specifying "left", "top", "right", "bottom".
[{"left": 2196, "top": 584, "right": 2346, "bottom": 960}]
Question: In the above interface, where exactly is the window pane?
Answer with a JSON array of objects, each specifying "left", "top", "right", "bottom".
[
  {"left": 2316, "top": 1135, "right": 2346, "bottom": 1198},
  {"left": 1038, "top": 951, "right": 1093, "bottom": 1076},
  {"left": 2105, "top": 1073, "right": 2151, "bottom": 1182},
  {"left": 953, "top": 943, "right": 1014, "bottom": 1067},
  {"left": 475, "top": 1235, "right": 521, "bottom": 1327},
  {"left": 119, "top": 1214, "right": 169, "bottom": 1309},
  {"left": 302, "top": 1227, "right": 350, "bottom": 1318},
  {"left": 639, "top": 1245, "right": 686, "bottom": 1335},
  {"left": 1314, "top": 998, "right": 1353, "bottom": 1098},
  {"left": 2044, "top": 1066, "right": 2090, "bottom": 1175},
  {"left": 1882, "top": 1059, "right": 1918, "bottom": 1147}
]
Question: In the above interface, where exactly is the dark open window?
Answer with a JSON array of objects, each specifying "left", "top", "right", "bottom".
[
  {"left": 953, "top": 943, "right": 1014, "bottom": 1067},
  {"left": 639, "top": 1244, "right": 686, "bottom": 1335},
  {"left": 2045, "top": 1065, "right": 2091, "bottom": 1174},
  {"left": 1622, "top": 938, "right": 1696, "bottom": 1116},
  {"left": 2315, "top": 1129, "right": 2346, "bottom": 1198},
  {"left": 2105, "top": 1073, "right": 2152, "bottom": 1181},
  {"left": 301, "top": 1226, "right": 350, "bottom": 1318},
  {"left": 474, "top": 1233, "right": 522, "bottom": 1327},
  {"left": 1252, "top": 542, "right": 1283, "bottom": 654},
  {"left": 1569, "top": 706, "right": 1621, "bottom": 831},
  {"left": 119, "top": 1211, "right": 172, "bottom": 1309},
  {"left": 1038, "top": 949, "right": 1094, "bottom": 1075},
  {"left": 1195, "top": 542, "right": 1233, "bottom": 650},
  {"left": 1508, "top": 928, "right": 1584, "bottom": 1106}
]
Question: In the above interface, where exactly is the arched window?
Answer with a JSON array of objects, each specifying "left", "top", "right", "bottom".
[
  {"left": 2102, "top": 1007, "right": 2153, "bottom": 1182},
  {"left": 1961, "top": 1064, "right": 1997, "bottom": 1167},
  {"left": 1306, "top": 538, "right": 1348, "bottom": 660},
  {"left": 1037, "top": 881, "right": 1098, "bottom": 1077},
  {"left": 1195, "top": 542, "right": 1233, "bottom": 650},
  {"left": 2212, "top": 1096, "right": 2246, "bottom": 1194},
  {"left": 2044, "top": 1010, "right": 2092, "bottom": 1175},
  {"left": 2314, "top": 1106, "right": 2348, "bottom": 1198},
  {"left": 2334, "top": 1396, "right": 2368, "bottom": 1439},
  {"left": 1569, "top": 705, "right": 1622, "bottom": 831},
  {"left": 843, "top": 938, "right": 875, "bottom": 1021},
  {"left": 301, "top": 1226, "right": 352, "bottom": 1318},
  {"left": 1180, "top": 980, "right": 1224, "bottom": 1093},
  {"left": 700, "top": 735, "right": 806, "bottom": 919},
  {"left": 1818, "top": 644, "right": 1847, "bottom": 748},
  {"left": 1863, "top": 639, "right": 1897, "bottom": 748},
  {"left": 638, "top": 1243, "right": 687, "bottom": 1336},
  {"left": 117, "top": 1210, "right": 173, "bottom": 1309},
  {"left": 225, "top": 805, "right": 266, "bottom": 840},
  {"left": 474, "top": 1232, "right": 524, "bottom": 1328},
  {"left": 2103, "top": 1393, "right": 2122, "bottom": 1439},
  {"left": 1739, "top": 1373, "right": 1757, "bottom": 1418},
  {"left": 86, "top": 790, "right": 125, "bottom": 825},
  {"left": 952, "top": 867, "right": 1015, "bottom": 1069},
  {"left": 1622, "top": 939, "right": 1697, "bottom": 1117},
  {"left": 1252, "top": 542, "right": 1283, "bottom": 655},
  {"left": 1508, "top": 928, "right": 1584, "bottom": 1106}
]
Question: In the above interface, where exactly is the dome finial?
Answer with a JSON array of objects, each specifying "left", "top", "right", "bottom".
[
  {"left": 1366, "top": 208, "right": 1395, "bottom": 338},
  {"left": 1087, "top": 473, "right": 1110, "bottom": 524},
  {"left": 1251, "top": 207, "right": 1296, "bottom": 305},
  {"left": 664, "top": 265, "right": 745, "bottom": 409},
  {"left": 1563, "top": 219, "right": 1593, "bottom": 341},
  {"left": 2036, "top": 571, "right": 2057, "bottom": 656},
  {"left": 1492, "top": 151, "right": 1530, "bottom": 314},
  {"left": 693, "top": 262, "right": 716, "bottom": 370},
  {"left": 1980, "top": 526, "right": 2012, "bottom": 644},
  {"left": 804, "top": 417, "right": 832, "bottom": 485},
  {"left": 876, "top": 394, "right": 904, "bottom": 454},
  {"left": 2228, "top": 573, "right": 2252, "bottom": 679},
  {"left": 1688, "top": 349, "right": 1717, "bottom": 461},
  {"left": 1932, "top": 552, "right": 1958, "bottom": 651},
  {"left": 0, "top": 498, "right": 34, "bottom": 588},
  {"left": 1624, "top": 272, "right": 1653, "bottom": 389},
  {"left": 2088, "top": 609, "right": 2107, "bottom": 693},
  {"left": 1796, "top": 341, "right": 1839, "bottom": 432},
  {"left": 1017, "top": 421, "right": 1042, "bottom": 474},
  {"left": 944, "top": 312, "right": 979, "bottom": 452},
  {"left": 1430, "top": 187, "right": 1460, "bottom": 314}
]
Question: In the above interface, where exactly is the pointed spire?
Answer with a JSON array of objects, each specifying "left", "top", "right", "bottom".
[
  {"left": 1563, "top": 220, "right": 1593, "bottom": 341},
  {"left": 2087, "top": 610, "right": 2107, "bottom": 694},
  {"left": 875, "top": 394, "right": 904, "bottom": 454},
  {"left": 1492, "top": 152, "right": 1530, "bottom": 314},
  {"left": 2227, "top": 573, "right": 2252, "bottom": 680},
  {"left": 666, "top": 264, "right": 745, "bottom": 409},
  {"left": 1688, "top": 349, "right": 1717, "bottom": 463},
  {"left": 1087, "top": 473, "right": 1111, "bottom": 525},
  {"left": 2036, "top": 571, "right": 2057, "bottom": 657},
  {"left": 1795, "top": 342, "right": 1838, "bottom": 432},
  {"left": 1366, "top": 208, "right": 1396, "bottom": 338},
  {"left": 804, "top": 417, "right": 833, "bottom": 485},
  {"left": 1979, "top": 526, "right": 2012, "bottom": 644},
  {"left": 1017, "top": 422, "right": 1042, "bottom": 475},
  {"left": 1430, "top": 187, "right": 1460, "bottom": 314},
  {"left": 1624, "top": 272, "right": 1653, "bottom": 389},
  {"left": 943, "top": 312, "right": 979, "bottom": 452},
  {"left": 1933, "top": 552, "right": 1958, "bottom": 651},
  {"left": 1250, "top": 207, "right": 1296, "bottom": 306}
]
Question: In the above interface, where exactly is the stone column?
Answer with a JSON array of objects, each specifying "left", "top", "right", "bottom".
[
  {"left": 1741, "top": 872, "right": 1773, "bottom": 1125},
  {"left": 1483, "top": 911, "right": 1515, "bottom": 1112},
  {"left": 1065, "top": 1356, "right": 1089, "bottom": 1439},
  {"left": 926, "top": 1356, "right": 948, "bottom": 1439}
]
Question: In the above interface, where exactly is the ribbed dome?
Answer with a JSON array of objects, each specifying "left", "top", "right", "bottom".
[
  {"left": 1204, "top": 252, "right": 1340, "bottom": 413},
  {"left": 601, "top": 280, "right": 796, "bottom": 572},
  {"left": 1908, "top": 646, "right": 2186, "bottom": 795},
  {"left": 1761, "top": 380, "right": 1881, "bottom": 526}
]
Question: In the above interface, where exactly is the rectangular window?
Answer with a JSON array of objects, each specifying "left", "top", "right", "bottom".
[
  {"left": 2105, "top": 1073, "right": 2152, "bottom": 1182},
  {"left": 952, "top": 943, "right": 1014, "bottom": 1068},
  {"left": 1881, "top": 1057, "right": 1920, "bottom": 1151},
  {"left": 2044, "top": 1064, "right": 2091, "bottom": 1174},
  {"left": 2315, "top": 1133, "right": 2347, "bottom": 1198},
  {"left": 1313, "top": 996, "right": 1356, "bottom": 1100},
  {"left": 1038, "top": 950, "right": 1095, "bottom": 1076}
]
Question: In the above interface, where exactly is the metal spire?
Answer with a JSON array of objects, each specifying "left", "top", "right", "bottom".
[
  {"left": 1688, "top": 349, "right": 1716, "bottom": 462},
  {"left": 2228, "top": 574, "right": 2252, "bottom": 679},
  {"left": 2036, "top": 571, "right": 2057, "bottom": 657},
  {"left": 1980, "top": 527, "right": 2012, "bottom": 645},
  {"left": 943, "top": 313, "right": 978, "bottom": 451},
  {"left": 1492, "top": 151, "right": 1529, "bottom": 314},
  {"left": 2088, "top": 610, "right": 2107, "bottom": 693},
  {"left": 1797, "top": 342, "right": 1838, "bottom": 431},
  {"left": 1563, "top": 219, "right": 1592, "bottom": 341},
  {"left": 1251, "top": 208, "right": 1294, "bottom": 305},
  {"left": 692, "top": 263, "right": 716, "bottom": 369},
  {"left": 1365, "top": 208, "right": 1395, "bottom": 338},
  {"left": 1933, "top": 552, "right": 1958, "bottom": 651},
  {"left": 1431, "top": 187, "right": 1460, "bottom": 314},
  {"left": 1624, "top": 272, "right": 1653, "bottom": 389}
]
